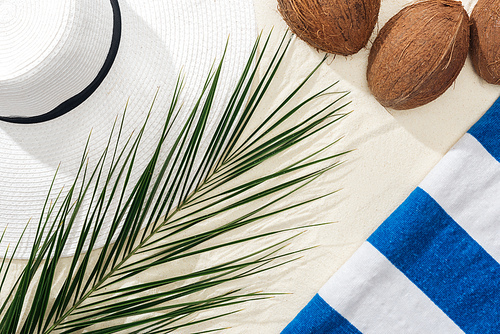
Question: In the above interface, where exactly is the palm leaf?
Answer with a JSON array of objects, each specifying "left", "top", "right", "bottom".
[{"left": 0, "top": 32, "right": 351, "bottom": 333}]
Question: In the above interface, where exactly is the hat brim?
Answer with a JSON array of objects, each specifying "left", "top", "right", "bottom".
[{"left": 0, "top": 0, "right": 256, "bottom": 258}]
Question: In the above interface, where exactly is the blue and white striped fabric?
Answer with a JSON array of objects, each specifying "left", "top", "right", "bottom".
[{"left": 282, "top": 98, "right": 500, "bottom": 334}]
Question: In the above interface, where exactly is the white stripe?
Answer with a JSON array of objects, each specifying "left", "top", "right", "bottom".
[
  {"left": 420, "top": 133, "right": 500, "bottom": 262},
  {"left": 319, "top": 242, "right": 463, "bottom": 334}
]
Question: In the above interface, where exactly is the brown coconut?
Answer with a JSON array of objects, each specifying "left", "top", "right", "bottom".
[
  {"left": 277, "top": 0, "right": 380, "bottom": 56},
  {"left": 470, "top": 0, "right": 500, "bottom": 84},
  {"left": 367, "top": 0, "right": 470, "bottom": 110}
]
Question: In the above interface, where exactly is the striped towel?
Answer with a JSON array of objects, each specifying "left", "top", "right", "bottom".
[{"left": 282, "top": 98, "right": 500, "bottom": 334}]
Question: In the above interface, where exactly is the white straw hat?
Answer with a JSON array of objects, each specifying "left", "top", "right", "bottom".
[{"left": 0, "top": 0, "right": 256, "bottom": 258}]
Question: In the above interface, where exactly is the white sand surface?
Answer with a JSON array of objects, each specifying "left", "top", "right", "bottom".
[{"left": 4, "top": 1, "right": 500, "bottom": 332}]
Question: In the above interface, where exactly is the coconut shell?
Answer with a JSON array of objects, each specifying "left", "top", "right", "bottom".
[
  {"left": 470, "top": 0, "right": 500, "bottom": 84},
  {"left": 367, "top": 0, "right": 470, "bottom": 110},
  {"left": 277, "top": 0, "right": 380, "bottom": 56}
]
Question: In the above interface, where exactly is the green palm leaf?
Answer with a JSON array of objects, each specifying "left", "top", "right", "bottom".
[{"left": 0, "top": 32, "right": 350, "bottom": 333}]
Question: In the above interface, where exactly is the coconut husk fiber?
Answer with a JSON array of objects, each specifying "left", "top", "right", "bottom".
[
  {"left": 367, "top": 0, "right": 469, "bottom": 110},
  {"left": 277, "top": 0, "right": 380, "bottom": 56},
  {"left": 470, "top": 0, "right": 500, "bottom": 85}
]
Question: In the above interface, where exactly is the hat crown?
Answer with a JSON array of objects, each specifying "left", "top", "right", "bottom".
[{"left": 0, "top": 0, "right": 114, "bottom": 119}]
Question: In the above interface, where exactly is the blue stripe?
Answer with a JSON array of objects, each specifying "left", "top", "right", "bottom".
[
  {"left": 368, "top": 187, "right": 500, "bottom": 333},
  {"left": 468, "top": 96, "right": 500, "bottom": 162},
  {"left": 281, "top": 294, "right": 361, "bottom": 334}
]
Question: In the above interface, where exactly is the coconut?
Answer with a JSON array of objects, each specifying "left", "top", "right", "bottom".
[
  {"left": 367, "top": 0, "right": 470, "bottom": 110},
  {"left": 277, "top": 0, "right": 380, "bottom": 56},
  {"left": 470, "top": 0, "right": 500, "bottom": 84}
]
